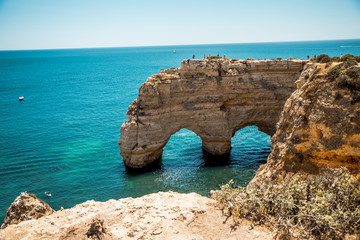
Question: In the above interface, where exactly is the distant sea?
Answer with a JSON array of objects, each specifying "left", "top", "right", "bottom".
[{"left": 1, "top": 39, "right": 360, "bottom": 222}]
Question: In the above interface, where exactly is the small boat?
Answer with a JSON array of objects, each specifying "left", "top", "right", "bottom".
[
  {"left": 173, "top": 50, "right": 176, "bottom": 54},
  {"left": 18, "top": 96, "right": 24, "bottom": 101},
  {"left": 45, "top": 191, "right": 52, "bottom": 197}
]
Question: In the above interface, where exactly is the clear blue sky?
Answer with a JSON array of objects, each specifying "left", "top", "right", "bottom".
[{"left": 0, "top": 0, "right": 359, "bottom": 50}]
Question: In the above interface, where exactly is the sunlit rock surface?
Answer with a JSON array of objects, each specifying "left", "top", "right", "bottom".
[
  {"left": 0, "top": 192, "right": 273, "bottom": 240},
  {"left": 253, "top": 62, "right": 360, "bottom": 182},
  {"left": 1, "top": 192, "right": 54, "bottom": 229},
  {"left": 119, "top": 58, "right": 307, "bottom": 169}
]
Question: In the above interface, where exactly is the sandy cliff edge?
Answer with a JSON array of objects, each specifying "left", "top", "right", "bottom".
[{"left": 0, "top": 191, "right": 273, "bottom": 240}]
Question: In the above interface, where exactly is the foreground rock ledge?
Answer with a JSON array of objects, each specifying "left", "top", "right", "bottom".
[
  {"left": 119, "top": 58, "right": 307, "bottom": 169},
  {"left": 0, "top": 192, "right": 273, "bottom": 240}
]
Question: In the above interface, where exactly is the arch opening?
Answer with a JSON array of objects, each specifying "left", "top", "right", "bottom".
[
  {"left": 162, "top": 128, "right": 203, "bottom": 169},
  {"left": 230, "top": 126, "right": 271, "bottom": 169}
]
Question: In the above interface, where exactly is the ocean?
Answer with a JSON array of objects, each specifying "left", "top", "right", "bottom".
[{"left": 1, "top": 39, "right": 360, "bottom": 221}]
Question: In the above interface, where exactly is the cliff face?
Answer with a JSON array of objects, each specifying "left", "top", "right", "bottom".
[
  {"left": 119, "top": 58, "right": 306, "bottom": 169},
  {"left": 253, "top": 62, "right": 360, "bottom": 182},
  {"left": 0, "top": 192, "right": 272, "bottom": 240}
]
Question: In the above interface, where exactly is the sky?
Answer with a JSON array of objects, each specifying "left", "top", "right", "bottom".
[{"left": 0, "top": 0, "right": 360, "bottom": 50}]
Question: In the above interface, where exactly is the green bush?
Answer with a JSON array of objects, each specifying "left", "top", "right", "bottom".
[
  {"left": 311, "top": 55, "right": 360, "bottom": 63},
  {"left": 336, "top": 69, "right": 360, "bottom": 91},
  {"left": 343, "top": 59, "right": 358, "bottom": 69},
  {"left": 340, "top": 54, "right": 355, "bottom": 62},
  {"left": 351, "top": 90, "right": 360, "bottom": 104},
  {"left": 211, "top": 168, "right": 360, "bottom": 239},
  {"left": 332, "top": 56, "right": 341, "bottom": 62},
  {"left": 316, "top": 54, "right": 332, "bottom": 63},
  {"left": 326, "top": 65, "right": 342, "bottom": 81},
  {"left": 346, "top": 67, "right": 360, "bottom": 80}
]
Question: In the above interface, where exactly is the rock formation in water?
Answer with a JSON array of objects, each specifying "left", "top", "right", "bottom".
[
  {"left": 253, "top": 61, "right": 360, "bottom": 182},
  {"left": 1, "top": 192, "right": 54, "bottom": 229},
  {"left": 0, "top": 192, "right": 273, "bottom": 240},
  {"left": 119, "top": 58, "right": 307, "bottom": 169}
]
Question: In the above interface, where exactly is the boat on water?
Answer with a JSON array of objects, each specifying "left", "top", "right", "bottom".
[
  {"left": 18, "top": 96, "right": 24, "bottom": 101},
  {"left": 45, "top": 191, "right": 52, "bottom": 197},
  {"left": 173, "top": 50, "right": 176, "bottom": 53}
]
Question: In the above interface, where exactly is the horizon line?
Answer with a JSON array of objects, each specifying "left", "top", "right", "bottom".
[{"left": 1, "top": 37, "right": 360, "bottom": 51}]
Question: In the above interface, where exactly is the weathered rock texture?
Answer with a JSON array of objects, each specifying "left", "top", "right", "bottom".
[
  {"left": 253, "top": 62, "right": 360, "bottom": 182},
  {"left": 119, "top": 58, "right": 307, "bottom": 169},
  {"left": 1, "top": 192, "right": 54, "bottom": 229},
  {"left": 0, "top": 192, "right": 273, "bottom": 240}
]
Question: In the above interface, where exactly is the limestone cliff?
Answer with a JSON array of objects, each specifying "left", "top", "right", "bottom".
[
  {"left": 253, "top": 62, "right": 360, "bottom": 182},
  {"left": 0, "top": 192, "right": 273, "bottom": 240},
  {"left": 119, "top": 58, "right": 307, "bottom": 169}
]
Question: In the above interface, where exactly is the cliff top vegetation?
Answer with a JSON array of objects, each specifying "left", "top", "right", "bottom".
[{"left": 212, "top": 168, "right": 360, "bottom": 240}]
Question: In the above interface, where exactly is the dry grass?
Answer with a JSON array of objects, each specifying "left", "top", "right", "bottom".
[{"left": 212, "top": 168, "right": 360, "bottom": 239}]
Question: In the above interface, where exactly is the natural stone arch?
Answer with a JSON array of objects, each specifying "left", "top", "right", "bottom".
[{"left": 119, "top": 58, "right": 307, "bottom": 169}]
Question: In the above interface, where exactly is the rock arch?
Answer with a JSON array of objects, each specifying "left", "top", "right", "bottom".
[{"left": 119, "top": 58, "right": 307, "bottom": 169}]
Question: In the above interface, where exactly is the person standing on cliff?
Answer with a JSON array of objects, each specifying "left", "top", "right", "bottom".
[{"left": 193, "top": 54, "right": 195, "bottom": 59}]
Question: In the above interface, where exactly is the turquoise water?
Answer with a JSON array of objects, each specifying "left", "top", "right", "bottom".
[{"left": 1, "top": 39, "right": 360, "bottom": 221}]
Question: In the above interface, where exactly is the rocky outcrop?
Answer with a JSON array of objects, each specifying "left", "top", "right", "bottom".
[
  {"left": 86, "top": 219, "right": 111, "bottom": 240},
  {"left": 1, "top": 192, "right": 54, "bottom": 229},
  {"left": 119, "top": 58, "right": 307, "bottom": 169},
  {"left": 253, "top": 62, "right": 360, "bottom": 182},
  {"left": 0, "top": 192, "right": 273, "bottom": 240}
]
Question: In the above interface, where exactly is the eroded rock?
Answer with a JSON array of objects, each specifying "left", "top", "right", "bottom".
[
  {"left": 253, "top": 62, "right": 360, "bottom": 182},
  {"left": 1, "top": 192, "right": 54, "bottom": 229},
  {"left": 86, "top": 219, "right": 110, "bottom": 240},
  {"left": 119, "top": 58, "right": 307, "bottom": 169}
]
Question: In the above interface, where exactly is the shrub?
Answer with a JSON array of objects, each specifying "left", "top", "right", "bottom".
[
  {"left": 326, "top": 65, "right": 342, "bottom": 81},
  {"left": 331, "top": 56, "right": 341, "bottom": 62},
  {"left": 316, "top": 54, "right": 331, "bottom": 63},
  {"left": 336, "top": 69, "right": 360, "bottom": 91},
  {"left": 351, "top": 90, "right": 360, "bottom": 104},
  {"left": 211, "top": 168, "right": 360, "bottom": 239},
  {"left": 340, "top": 54, "right": 355, "bottom": 62},
  {"left": 345, "top": 67, "right": 360, "bottom": 80},
  {"left": 354, "top": 56, "right": 360, "bottom": 63},
  {"left": 343, "top": 59, "right": 358, "bottom": 69}
]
